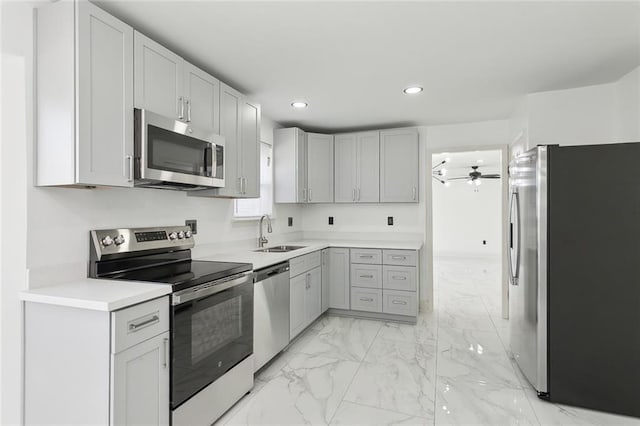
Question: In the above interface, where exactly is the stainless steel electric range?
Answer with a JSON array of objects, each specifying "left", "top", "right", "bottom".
[{"left": 89, "top": 226, "right": 254, "bottom": 426}]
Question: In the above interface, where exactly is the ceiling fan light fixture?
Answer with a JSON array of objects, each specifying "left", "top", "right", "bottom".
[
  {"left": 475, "top": 179, "right": 482, "bottom": 186},
  {"left": 444, "top": 181, "right": 451, "bottom": 187},
  {"left": 403, "top": 86, "right": 423, "bottom": 95},
  {"left": 440, "top": 168, "right": 447, "bottom": 176}
]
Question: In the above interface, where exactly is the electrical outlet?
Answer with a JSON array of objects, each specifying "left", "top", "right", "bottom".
[
  {"left": 185, "top": 219, "right": 198, "bottom": 234},
  {"left": 387, "top": 216, "right": 394, "bottom": 226},
  {"left": 328, "top": 216, "right": 334, "bottom": 225},
  {"left": 288, "top": 217, "right": 293, "bottom": 227},
  {"left": 483, "top": 240, "right": 487, "bottom": 245}
]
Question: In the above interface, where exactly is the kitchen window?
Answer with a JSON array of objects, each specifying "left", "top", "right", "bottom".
[{"left": 234, "top": 142, "right": 273, "bottom": 218}]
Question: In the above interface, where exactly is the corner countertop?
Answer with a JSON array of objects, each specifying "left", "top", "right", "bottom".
[
  {"left": 19, "top": 279, "right": 172, "bottom": 312},
  {"left": 196, "top": 239, "right": 423, "bottom": 270}
]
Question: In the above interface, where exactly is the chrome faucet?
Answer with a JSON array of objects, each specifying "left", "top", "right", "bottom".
[{"left": 258, "top": 215, "right": 273, "bottom": 248}]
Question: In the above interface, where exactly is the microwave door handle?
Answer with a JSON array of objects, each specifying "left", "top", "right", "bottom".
[{"left": 204, "top": 146, "right": 213, "bottom": 177}]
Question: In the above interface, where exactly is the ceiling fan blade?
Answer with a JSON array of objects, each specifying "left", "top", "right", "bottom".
[
  {"left": 446, "top": 177, "right": 470, "bottom": 181},
  {"left": 481, "top": 174, "right": 501, "bottom": 178}
]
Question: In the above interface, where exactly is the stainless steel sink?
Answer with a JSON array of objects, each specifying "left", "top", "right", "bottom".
[{"left": 253, "top": 245, "right": 307, "bottom": 253}]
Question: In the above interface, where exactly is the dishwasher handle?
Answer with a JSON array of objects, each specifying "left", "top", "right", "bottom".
[{"left": 254, "top": 261, "right": 290, "bottom": 282}]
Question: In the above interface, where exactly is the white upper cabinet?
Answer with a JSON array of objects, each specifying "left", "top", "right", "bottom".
[
  {"left": 274, "top": 129, "right": 334, "bottom": 203},
  {"left": 134, "top": 31, "right": 220, "bottom": 133},
  {"left": 334, "top": 134, "right": 358, "bottom": 203},
  {"left": 307, "top": 133, "right": 334, "bottom": 203},
  {"left": 133, "top": 32, "right": 182, "bottom": 120},
  {"left": 334, "top": 132, "right": 379, "bottom": 203},
  {"left": 380, "top": 129, "right": 419, "bottom": 202},
  {"left": 183, "top": 62, "right": 220, "bottom": 133},
  {"left": 37, "top": 0, "right": 134, "bottom": 187}
]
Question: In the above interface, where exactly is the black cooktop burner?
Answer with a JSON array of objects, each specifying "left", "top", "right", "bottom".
[{"left": 102, "top": 260, "right": 252, "bottom": 292}]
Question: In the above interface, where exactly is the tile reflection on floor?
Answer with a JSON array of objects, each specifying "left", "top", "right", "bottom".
[{"left": 217, "top": 256, "right": 640, "bottom": 426}]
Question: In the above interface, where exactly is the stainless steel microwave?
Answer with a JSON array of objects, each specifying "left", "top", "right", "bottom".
[{"left": 134, "top": 109, "right": 225, "bottom": 190}]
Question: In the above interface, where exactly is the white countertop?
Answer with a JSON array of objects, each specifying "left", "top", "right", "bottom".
[
  {"left": 19, "top": 279, "right": 172, "bottom": 312},
  {"left": 196, "top": 239, "right": 423, "bottom": 270}
]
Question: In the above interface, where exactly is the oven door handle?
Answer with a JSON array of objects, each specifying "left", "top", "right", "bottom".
[{"left": 172, "top": 271, "right": 254, "bottom": 306}]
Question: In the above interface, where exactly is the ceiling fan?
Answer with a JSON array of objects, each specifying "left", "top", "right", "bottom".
[{"left": 447, "top": 165, "right": 501, "bottom": 186}]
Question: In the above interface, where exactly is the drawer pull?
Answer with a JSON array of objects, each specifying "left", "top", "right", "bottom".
[
  {"left": 128, "top": 314, "right": 159, "bottom": 332},
  {"left": 391, "top": 300, "right": 408, "bottom": 306},
  {"left": 359, "top": 255, "right": 374, "bottom": 259},
  {"left": 360, "top": 274, "right": 374, "bottom": 279},
  {"left": 360, "top": 297, "right": 374, "bottom": 302},
  {"left": 391, "top": 255, "right": 407, "bottom": 260},
  {"left": 392, "top": 275, "right": 407, "bottom": 280}
]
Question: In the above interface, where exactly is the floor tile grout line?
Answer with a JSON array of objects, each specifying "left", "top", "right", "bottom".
[{"left": 341, "top": 399, "right": 436, "bottom": 423}]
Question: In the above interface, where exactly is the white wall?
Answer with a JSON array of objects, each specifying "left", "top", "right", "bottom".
[{"left": 433, "top": 177, "right": 502, "bottom": 258}]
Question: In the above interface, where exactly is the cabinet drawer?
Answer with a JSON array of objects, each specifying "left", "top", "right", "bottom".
[
  {"left": 111, "top": 296, "right": 169, "bottom": 353},
  {"left": 350, "top": 288, "right": 382, "bottom": 313},
  {"left": 290, "top": 250, "right": 322, "bottom": 277},
  {"left": 383, "top": 265, "right": 417, "bottom": 291},
  {"left": 382, "top": 290, "right": 417, "bottom": 317},
  {"left": 382, "top": 249, "right": 417, "bottom": 266},
  {"left": 350, "top": 264, "right": 382, "bottom": 289},
  {"left": 350, "top": 248, "right": 382, "bottom": 265}
]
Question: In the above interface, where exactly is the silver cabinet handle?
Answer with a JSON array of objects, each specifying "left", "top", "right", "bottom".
[
  {"left": 392, "top": 275, "right": 407, "bottom": 280},
  {"left": 359, "top": 255, "right": 373, "bottom": 259},
  {"left": 237, "top": 177, "right": 242, "bottom": 193},
  {"left": 185, "top": 99, "right": 191, "bottom": 122},
  {"left": 360, "top": 274, "right": 374, "bottom": 279},
  {"left": 357, "top": 187, "right": 361, "bottom": 201},
  {"left": 352, "top": 188, "right": 356, "bottom": 201},
  {"left": 242, "top": 177, "right": 246, "bottom": 194},
  {"left": 162, "top": 337, "right": 169, "bottom": 369},
  {"left": 128, "top": 314, "right": 159, "bottom": 331},
  {"left": 125, "top": 155, "right": 133, "bottom": 182},
  {"left": 391, "top": 255, "right": 406, "bottom": 260},
  {"left": 306, "top": 273, "right": 310, "bottom": 289},
  {"left": 412, "top": 186, "right": 416, "bottom": 200},
  {"left": 360, "top": 297, "right": 373, "bottom": 302},
  {"left": 302, "top": 188, "right": 307, "bottom": 202},
  {"left": 392, "top": 300, "right": 407, "bottom": 305},
  {"left": 178, "top": 96, "right": 184, "bottom": 120},
  {"left": 308, "top": 188, "right": 312, "bottom": 202}
]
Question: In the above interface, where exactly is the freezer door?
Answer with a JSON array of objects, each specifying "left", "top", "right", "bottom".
[{"left": 509, "top": 146, "right": 548, "bottom": 393}]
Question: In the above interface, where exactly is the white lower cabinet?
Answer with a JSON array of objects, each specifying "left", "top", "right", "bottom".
[
  {"left": 24, "top": 296, "right": 170, "bottom": 425},
  {"left": 112, "top": 331, "right": 170, "bottom": 426},
  {"left": 289, "top": 251, "right": 323, "bottom": 340},
  {"left": 350, "top": 287, "right": 383, "bottom": 313}
]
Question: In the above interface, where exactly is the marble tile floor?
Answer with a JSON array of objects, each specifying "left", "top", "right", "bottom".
[{"left": 216, "top": 257, "right": 640, "bottom": 426}]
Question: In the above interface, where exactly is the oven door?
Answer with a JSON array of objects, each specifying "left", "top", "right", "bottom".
[
  {"left": 171, "top": 272, "right": 253, "bottom": 409},
  {"left": 135, "top": 108, "right": 224, "bottom": 187}
]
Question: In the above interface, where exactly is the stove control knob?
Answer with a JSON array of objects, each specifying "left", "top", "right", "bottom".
[
  {"left": 114, "top": 234, "right": 125, "bottom": 246},
  {"left": 101, "top": 235, "right": 114, "bottom": 247},
  {"left": 185, "top": 230, "right": 192, "bottom": 239},
  {"left": 168, "top": 232, "right": 178, "bottom": 241},
  {"left": 177, "top": 231, "right": 185, "bottom": 239}
]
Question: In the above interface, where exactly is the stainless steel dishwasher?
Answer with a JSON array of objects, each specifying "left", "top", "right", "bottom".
[{"left": 253, "top": 261, "right": 290, "bottom": 372}]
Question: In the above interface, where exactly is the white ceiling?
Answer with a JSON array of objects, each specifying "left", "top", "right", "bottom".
[{"left": 97, "top": 1, "right": 640, "bottom": 133}]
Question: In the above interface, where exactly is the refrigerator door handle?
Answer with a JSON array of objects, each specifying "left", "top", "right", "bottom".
[
  {"left": 514, "top": 191, "right": 521, "bottom": 285},
  {"left": 509, "top": 190, "right": 520, "bottom": 286}
]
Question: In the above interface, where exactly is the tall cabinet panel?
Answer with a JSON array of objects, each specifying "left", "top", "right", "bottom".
[
  {"left": 77, "top": 1, "right": 134, "bottom": 187},
  {"left": 216, "top": 83, "right": 242, "bottom": 196},
  {"left": 240, "top": 99, "right": 261, "bottom": 198},
  {"left": 380, "top": 129, "right": 419, "bottom": 202},
  {"left": 334, "top": 134, "right": 358, "bottom": 203},
  {"left": 274, "top": 128, "right": 305, "bottom": 203},
  {"left": 133, "top": 31, "right": 183, "bottom": 119},
  {"left": 307, "top": 133, "right": 334, "bottom": 203},
  {"left": 183, "top": 62, "right": 220, "bottom": 133},
  {"left": 356, "top": 132, "right": 380, "bottom": 203},
  {"left": 329, "top": 248, "right": 350, "bottom": 309}
]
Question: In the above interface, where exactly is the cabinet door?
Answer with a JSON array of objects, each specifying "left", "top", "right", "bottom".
[
  {"left": 356, "top": 131, "right": 380, "bottom": 203},
  {"left": 297, "top": 130, "right": 308, "bottom": 202},
  {"left": 380, "top": 129, "right": 419, "bottom": 202},
  {"left": 215, "top": 83, "right": 242, "bottom": 197},
  {"left": 305, "top": 267, "right": 322, "bottom": 326},
  {"left": 290, "top": 274, "right": 307, "bottom": 340},
  {"left": 329, "top": 248, "right": 350, "bottom": 309},
  {"left": 240, "top": 99, "right": 261, "bottom": 198},
  {"left": 133, "top": 31, "right": 183, "bottom": 120},
  {"left": 334, "top": 134, "right": 358, "bottom": 203},
  {"left": 183, "top": 62, "right": 220, "bottom": 133},
  {"left": 112, "top": 331, "right": 170, "bottom": 426},
  {"left": 307, "top": 133, "right": 334, "bottom": 203},
  {"left": 76, "top": 1, "right": 133, "bottom": 187},
  {"left": 321, "top": 249, "right": 330, "bottom": 313}
]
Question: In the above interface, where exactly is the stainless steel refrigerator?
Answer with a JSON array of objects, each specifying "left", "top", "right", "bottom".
[{"left": 508, "top": 143, "right": 640, "bottom": 418}]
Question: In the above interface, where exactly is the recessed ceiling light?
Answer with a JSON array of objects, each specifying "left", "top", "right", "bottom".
[
  {"left": 291, "top": 101, "right": 308, "bottom": 108},
  {"left": 403, "top": 86, "right": 423, "bottom": 95}
]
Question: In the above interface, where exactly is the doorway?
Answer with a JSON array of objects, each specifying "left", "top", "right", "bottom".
[{"left": 427, "top": 146, "right": 509, "bottom": 320}]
